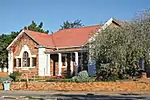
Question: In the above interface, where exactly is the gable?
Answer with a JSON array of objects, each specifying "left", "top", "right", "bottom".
[
  {"left": 12, "top": 33, "right": 38, "bottom": 56},
  {"left": 88, "top": 18, "right": 122, "bottom": 43},
  {"left": 7, "top": 30, "right": 39, "bottom": 50}
]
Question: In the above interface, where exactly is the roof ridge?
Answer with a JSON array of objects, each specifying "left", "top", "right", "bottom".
[
  {"left": 25, "top": 30, "right": 50, "bottom": 36},
  {"left": 54, "top": 24, "right": 103, "bottom": 33}
]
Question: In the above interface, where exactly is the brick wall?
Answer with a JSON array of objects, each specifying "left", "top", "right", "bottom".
[
  {"left": 0, "top": 81, "right": 150, "bottom": 91},
  {"left": 12, "top": 33, "right": 39, "bottom": 78}
]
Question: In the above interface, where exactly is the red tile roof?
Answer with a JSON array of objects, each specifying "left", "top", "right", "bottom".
[
  {"left": 25, "top": 30, "right": 55, "bottom": 47},
  {"left": 25, "top": 25, "right": 102, "bottom": 48}
]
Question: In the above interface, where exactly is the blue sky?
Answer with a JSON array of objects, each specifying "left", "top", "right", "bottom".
[{"left": 0, "top": 0, "right": 150, "bottom": 34}]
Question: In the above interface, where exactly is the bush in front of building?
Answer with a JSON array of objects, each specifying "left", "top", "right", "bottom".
[
  {"left": 71, "top": 70, "right": 94, "bottom": 82},
  {"left": 0, "top": 76, "right": 12, "bottom": 83},
  {"left": 89, "top": 10, "right": 150, "bottom": 81},
  {"left": 9, "top": 71, "right": 21, "bottom": 82}
]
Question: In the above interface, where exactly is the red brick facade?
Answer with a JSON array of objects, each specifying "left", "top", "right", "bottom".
[{"left": 12, "top": 33, "right": 39, "bottom": 78}]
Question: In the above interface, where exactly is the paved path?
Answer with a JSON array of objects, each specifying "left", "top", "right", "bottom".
[{"left": 0, "top": 90, "right": 150, "bottom": 99}]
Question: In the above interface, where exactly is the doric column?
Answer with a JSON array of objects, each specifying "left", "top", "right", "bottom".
[
  {"left": 74, "top": 52, "right": 78, "bottom": 75},
  {"left": 70, "top": 53, "right": 74, "bottom": 76},
  {"left": 58, "top": 53, "right": 62, "bottom": 76},
  {"left": 46, "top": 54, "right": 50, "bottom": 76}
]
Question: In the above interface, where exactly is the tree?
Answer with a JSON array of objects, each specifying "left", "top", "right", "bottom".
[
  {"left": 89, "top": 9, "right": 150, "bottom": 81},
  {"left": 24, "top": 21, "right": 49, "bottom": 33},
  {"left": 60, "top": 19, "right": 83, "bottom": 30}
]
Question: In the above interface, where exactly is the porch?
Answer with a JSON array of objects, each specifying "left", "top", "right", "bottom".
[{"left": 47, "top": 50, "right": 88, "bottom": 78}]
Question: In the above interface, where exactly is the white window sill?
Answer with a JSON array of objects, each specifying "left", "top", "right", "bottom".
[{"left": 15, "top": 66, "right": 36, "bottom": 69}]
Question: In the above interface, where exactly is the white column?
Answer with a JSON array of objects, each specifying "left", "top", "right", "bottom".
[
  {"left": 38, "top": 47, "right": 46, "bottom": 76},
  {"left": 58, "top": 53, "right": 62, "bottom": 76},
  {"left": 8, "top": 50, "right": 13, "bottom": 74},
  {"left": 46, "top": 54, "right": 50, "bottom": 76},
  {"left": 74, "top": 52, "right": 78, "bottom": 75},
  {"left": 70, "top": 53, "right": 74, "bottom": 76}
]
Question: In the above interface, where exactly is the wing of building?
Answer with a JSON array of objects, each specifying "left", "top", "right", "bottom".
[{"left": 7, "top": 18, "right": 121, "bottom": 78}]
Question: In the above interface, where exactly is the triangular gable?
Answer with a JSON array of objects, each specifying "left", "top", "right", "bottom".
[
  {"left": 88, "top": 18, "right": 122, "bottom": 42},
  {"left": 7, "top": 30, "right": 40, "bottom": 50}
]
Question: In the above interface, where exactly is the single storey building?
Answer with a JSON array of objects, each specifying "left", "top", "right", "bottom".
[{"left": 7, "top": 18, "right": 121, "bottom": 78}]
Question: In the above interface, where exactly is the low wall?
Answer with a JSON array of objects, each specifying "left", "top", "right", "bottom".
[{"left": 0, "top": 80, "right": 150, "bottom": 92}]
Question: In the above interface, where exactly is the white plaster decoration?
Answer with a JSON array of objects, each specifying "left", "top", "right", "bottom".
[
  {"left": 14, "top": 45, "right": 37, "bottom": 69},
  {"left": 8, "top": 51, "right": 13, "bottom": 74},
  {"left": 19, "top": 45, "right": 31, "bottom": 57},
  {"left": 19, "top": 45, "right": 32, "bottom": 67},
  {"left": 58, "top": 53, "right": 62, "bottom": 76},
  {"left": 38, "top": 47, "right": 46, "bottom": 76},
  {"left": 0, "top": 68, "right": 2, "bottom": 72},
  {"left": 74, "top": 52, "right": 79, "bottom": 75},
  {"left": 3, "top": 67, "right": 8, "bottom": 72},
  {"left": 31, "top": 55, "right": 36, "bottom": 57}
]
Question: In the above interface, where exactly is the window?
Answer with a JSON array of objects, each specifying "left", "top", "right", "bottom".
[
  {"left": 62, "top": 55, "right": 67, "bottom": 66},
  {"left": 22, "top": 51, "right": 30, "bottom": 67},
  {"left": 32, "top": 58, "right": 36, "bottom": 66},
  {"left": 14, "top": 59, "right": 16, "bottom": 67},
  {"left": 18, "top": 58, "right": 21, "bottom": 67}
]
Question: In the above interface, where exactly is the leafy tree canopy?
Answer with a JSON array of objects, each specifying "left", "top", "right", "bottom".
[
  {"left": 89, "top": 9, "right": 150, "bottom": 81},
  {"left": 60, "top": 19, "right": 84, "bottom": 30},
  {"left": 24, "top": 21, "right": 49, "bottom": 33}
]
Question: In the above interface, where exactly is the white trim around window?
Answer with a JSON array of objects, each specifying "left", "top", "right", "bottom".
[{"left": 14, "top": 45, "right": 37, "bottom": 69}]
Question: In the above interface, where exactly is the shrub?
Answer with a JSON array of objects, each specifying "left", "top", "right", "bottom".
[
  {"left": 95, "top": 63, "right": 140, "bottom": 81},
  {"left": 9, "top": 71, "right": 21, "bottom": 82},
  {"left": 0, "top": 76, "right": 12, "bottom": 83},
  {"left": 96, "top": 63, "right": 121, "bottom": 81},
  {"left": 71, "top": 70, "right": 92, "bottom": 82}
]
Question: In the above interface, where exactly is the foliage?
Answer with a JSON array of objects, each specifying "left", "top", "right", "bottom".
[
  {"left": 71, "top": 70, "right": 93, "bottom": 82},
  {"left": 0, "top": 76, "right": 12, "bottom": 83},
  {"left": 24, "top": 21, "right": 49, "bottom": 33},
  {"left": 60, "top": 19, "right": 83, "bottom": 30},
  {"left": 89, "top": 9, "right": 150, "bottom": 81},
  {"left": 9, "top": 71, "right": 21, "bottom": 82},
  {"left": 96, "top": 63, "right": 132, "bottom": 81}
]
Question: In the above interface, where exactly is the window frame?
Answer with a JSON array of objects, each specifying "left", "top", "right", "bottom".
[{"left": 22, "top": 51, "right": 30, "bottom": 67}]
